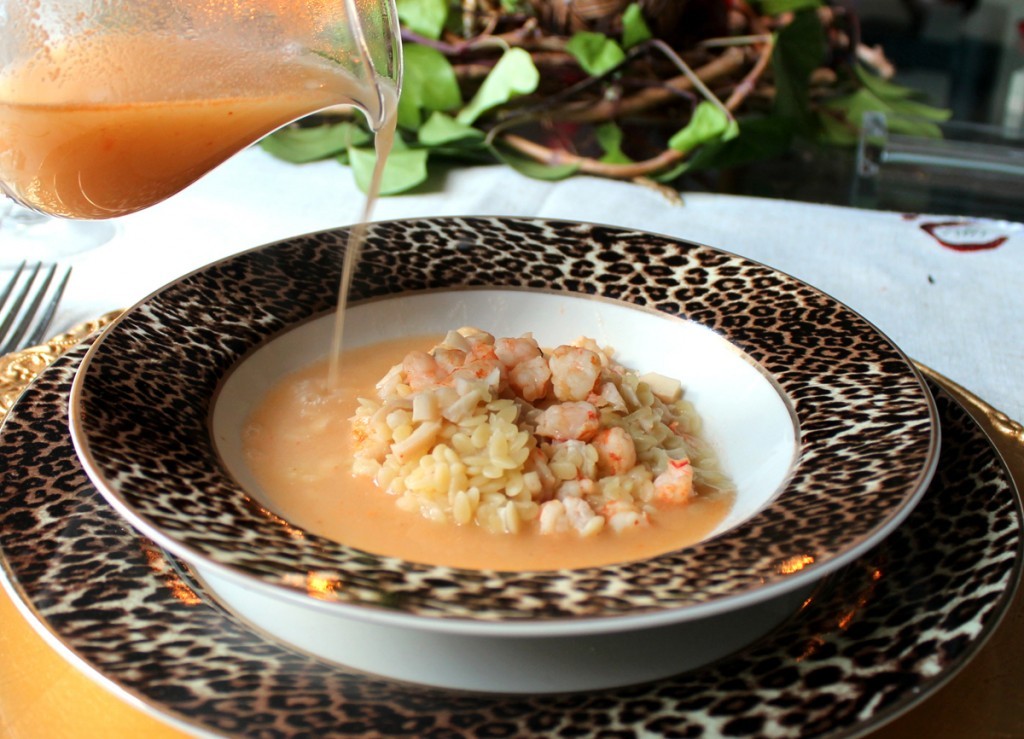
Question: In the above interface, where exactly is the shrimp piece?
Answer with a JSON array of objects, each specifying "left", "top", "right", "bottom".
[
  {"left": 563, "top": 496, "right": 604, "bottom": 536},
  {"left": 601, "top": 500, "right": 648, "bottom": 532},
  {"left": 440, "top": 329, "right": 471, "bottom": 352},
  {"left": 548, "top": 346, "right": 602, "bottom": 402},
  {"left": 555, "top": 477, "right": 596, "bottom": 500},
  {"left": 571, "top": 336, "right": 611, "bottom": 365},
  {"left": 458, "top": 327, "right": 495, "bottom": 351},
  {"left": 538, "top": 499, "right": 568, "bottom": 534},
  {"left": 494, "top": 336, "right": 542, "bottom": 369},
  {"left": 534, "top": 401, "right": 600, "bottom": 442},
  {"left": 374, "top": 363, "right": 403, "bottom": 399},
  {"left": 433, "top": 347, "right": 467, "bottom": 375},
  {"left": 402, "top": 351, "right": 445, "bottom": 392},
  {"left": 442, "top": 340, "right": 502, "bottom": 391},
  {"left": 451, "top": 362, "right": 502, "bottom": 394},
  {"left": 525, "top": 448, "right": 558, "bottom": 500},
  {"left": 453, "top": 358, "right": 502, "bottom": 383},
  {"left": 350, "top": 417, "right": 389, "bottom": 462},
  {"left": 589, "top": 381, "right": 628, "bottom": 413},
  {"left": 469, "top": 341, "right": 499, "bottom": 362},
  {"left": 508, "top": 355, "right": 552, "bottom": 402},
  {"left": 592, "top": 426, "right": 637, "bottom": 476},
  {"left": 654, "top": 458, "right": 694, "bottom": 504}
]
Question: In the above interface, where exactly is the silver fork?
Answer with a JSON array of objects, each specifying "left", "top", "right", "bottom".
[{"left": 0, "top": 261, "right": 72, "bottom": 354}]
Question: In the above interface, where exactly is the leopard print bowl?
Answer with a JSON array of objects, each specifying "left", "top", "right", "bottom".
[{"left": 69, "top": 218, "right": 938, "bottom": 654}]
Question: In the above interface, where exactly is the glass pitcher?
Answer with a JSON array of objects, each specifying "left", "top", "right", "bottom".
[{"left": 0, "top": 0, "right": 401, "bottom": 220}]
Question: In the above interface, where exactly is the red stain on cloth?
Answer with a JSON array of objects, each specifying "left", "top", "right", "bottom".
[{"left": 918, "top": 220, "right": 1014, "bottom": 252}]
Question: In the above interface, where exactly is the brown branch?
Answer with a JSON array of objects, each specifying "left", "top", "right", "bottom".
[
  {"left": 454, "top": 52, "right": 585, "bottom": 84},
  {"left": 490, "top": 42, "right": 756, "bottom": 181},
  {"left": 552, "top": 46, "right": 745, "bottom": 123},
  {"left": 498, "top": 132, "right": 686, "bottom": 179},
  {"left": 724, "top": 35, "right": 774, "bottom": 111}
]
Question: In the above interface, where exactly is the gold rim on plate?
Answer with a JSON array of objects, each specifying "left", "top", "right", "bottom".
[{"left": 0, "top": 311, "right": 121, "bottom": 419}]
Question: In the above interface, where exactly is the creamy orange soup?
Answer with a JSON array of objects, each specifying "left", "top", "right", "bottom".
[{"left": 242, "top": 337, "right": 735, "bottom": 571}]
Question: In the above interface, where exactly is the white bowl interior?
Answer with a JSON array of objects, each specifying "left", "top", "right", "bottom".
[{"left": 213, "top": 289, "right": 798, "bottom": 543}]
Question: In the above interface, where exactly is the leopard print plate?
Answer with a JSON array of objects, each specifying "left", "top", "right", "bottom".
[
  {"left": 69, "top": 217, "right": 939, "bottom": 623},
  {"left": 1, "top": 343, "right": 1018, "bottom": 737}
]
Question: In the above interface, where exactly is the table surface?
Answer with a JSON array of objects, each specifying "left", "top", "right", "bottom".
[{"left": 1, "top": 148, "right": 1022, "bottom": 737}]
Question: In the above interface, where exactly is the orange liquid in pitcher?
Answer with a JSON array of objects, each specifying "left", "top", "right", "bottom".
[{"left": 0, "top": 33, "right": 382, "bottom": 219}]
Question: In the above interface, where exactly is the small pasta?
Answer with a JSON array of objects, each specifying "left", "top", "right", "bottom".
[{"left": 351, "top": 328, "right": 733, "bottom": 536}]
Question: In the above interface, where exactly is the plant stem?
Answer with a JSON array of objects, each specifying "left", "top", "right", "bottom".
[
  {"left": 498, "top": 132, "right": 686, "bottom": 179},
  {"left": 699, "top": 34, "right": 773, "bottom": 49},
  {"left": 489, "top": 37, "right": 756, "bottom": 182},
  {"left": 552, "top": 47, "right": 745, "bottom": 123},
  {"left": 648, "top": 39, "right": 735, "bottom": 123},
  {"left": 724, "top": 34, "right": 775, "bottom": 111}
]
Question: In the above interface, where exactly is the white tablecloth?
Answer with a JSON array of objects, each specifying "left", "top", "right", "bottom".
[{"left": 50, "top": 147, "right": 1024, "bottom": 423}]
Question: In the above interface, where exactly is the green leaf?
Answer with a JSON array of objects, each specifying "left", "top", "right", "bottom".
[
  {"left": 889, "top": 96, "right": 952, "bottom": 123},
  {"left": 260, "top": 123, "right": 370, "bottom": 163},
  {"left": 396, "top": 0, "right": 448, "bottom": 40},
  {"left": 668, "top": 102, "right": 737, "bottom": 153},
  {"left": 348, "top": 140, "right": 430, "bottom": 195},
  {"left": 565, "top": 32, "right": 626, "bottom": 77},
  {"left": 816, "top": 105, "right": 857, "bottom": 146},
  {"left": 678, "top": 116, "right": 795, "bottom": 175},
  {"left": 854, "top": 65, "right": 917, "bottom": 101},
  {"left": 422, "top": 145, "right": 497, "bottom": 164},
  {"left": 818, "top": 87, "right": 949, "bottom": 146},
  {"left": 397, "top": 43, "right": 463, "bottom": 129},
  {"left": 757, "top": 0, "right": 823, "bottom": 14},
  {"left": 419, "top": 145, "right": 496, "bottom": 163},
  {"left": 457, "top": 48, "right": 540, "bottom": 125},
  {"left": 418, "top": 111, "right": 486, "bottom": 146},
  {"left": 771, "top": 8, "right": 825, "bottom": 133},
  {"left": 490, "top": 141, "right": 580, "bottom": 180},
  {"left": 595, "top": 122, "right": 632, "bottom": 164},
  {"left": 621, "top": 4, "right": 652, "bottom": 49},
  {"left": 819, "top": 90, "right": 880, "bottom": 146}
]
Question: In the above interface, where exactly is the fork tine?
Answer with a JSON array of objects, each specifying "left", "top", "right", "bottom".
[
  {"left": 0, "top": 261, "right": 28, "bottom": 339},
  {"left": 24, "top": 265, "right": 71, "bottom": 348},
  {"left": 0, "top": 261, "right": 27, "bottom": 313},
  {"left": 0, "top": 262, "right": 43, "bottom": 352},
  {"left": 0, "top": 262, "right": 66, "bottom": 355}
]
